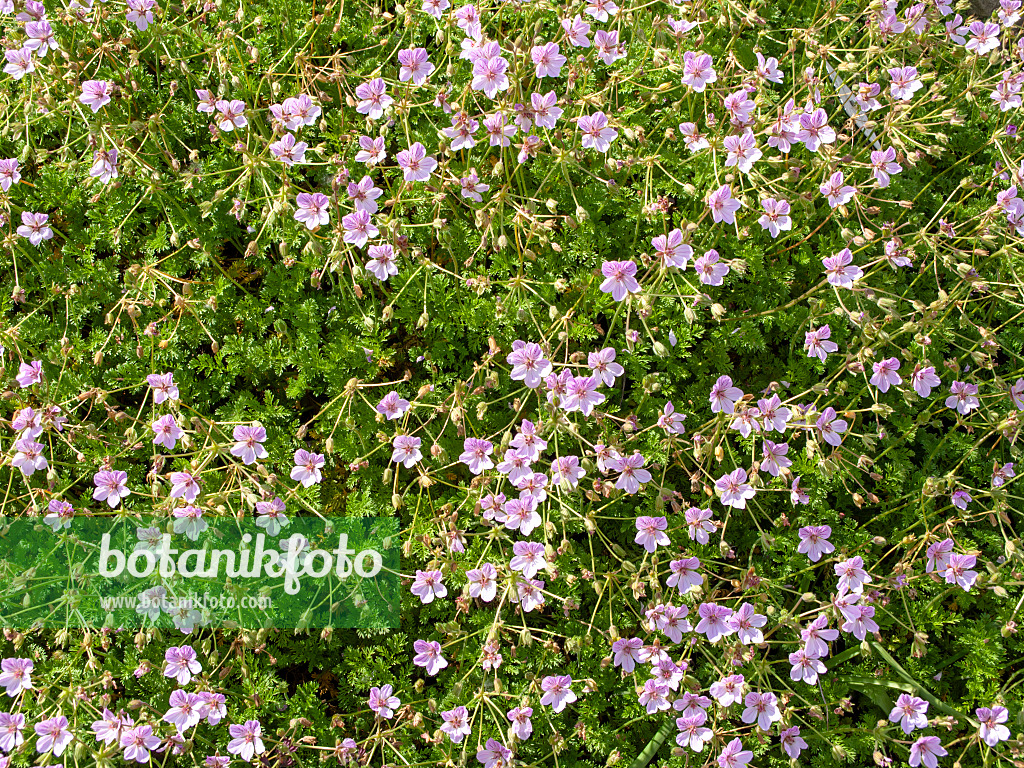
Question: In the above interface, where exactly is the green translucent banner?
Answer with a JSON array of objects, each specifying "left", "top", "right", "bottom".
[{"left": 0, "top": 514, "right": 400, "bottom": 630}]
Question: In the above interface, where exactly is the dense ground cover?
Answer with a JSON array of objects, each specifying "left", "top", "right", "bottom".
[{"left": 0, "top": 0, "right": 1023, "bottom": 765}]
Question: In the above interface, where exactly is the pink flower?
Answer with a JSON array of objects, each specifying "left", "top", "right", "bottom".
[
  {"left": 472, "top": 56, "right": 511, "bottom": 99},
  {"left": 760, "top": 439, "right": 791, "bottom": 477},
  {"left": 716, "top": 468, "right": 756, "bottom": 509},
  {"left": 391, "top": 435, "right": 422, "bottom": 468},
  {"left": 797, "top": 108, "right": 836, "bottom": 152},
  {"left": 510, "top": 541, "right": 547, "bottom": 579},
  {"left": 0, "top": 712, "right": 25, "bottom": 752},
  {"left": 788, "top": 649, "right": 826, "bottom": 684},
  {"left": 342, "top": 209, "right": 378, "bottom": 248},
  {"left": 780, "top": 726, "right": 808, "bottom": 759},
  {"left": 608, "top": 452, "right": 652, "bottom": 494},
  {"left": 507, "top": 706, "right": 533, "bottom": 741},
  {"left": 170, "top": 471, "right": 201, "bottom": 502},
  {"left": 421, "top": 0, "right": 450, "bottom": 18},
  {"left": 681, "top": 51, "right": 717, "bottom": 92},
  {"left": 290, "top": 449, "right": 325, "bottom": 487},
  {"left": 411, "top": 569, "right": 446, "bottom": 603},
  {"left": 354, "top": 78, "right": 392, "bottom": 119},
  {"left": 667, "top": 556, "right": 703, "bottom": 593},
  {"left": 635, "top": 516, "right": 670, "bottom": 553},
  {"left": 396, "top": 142, "right": 437, "bottom": 182},
  {"left": 822, "top": 247, "right": 863, "bottom": 288},
  {"left": 12, "top": 438, "right": 47, "bottom": 476},
  {"left": 707, "top": 184, "right": 742, "bottom": 224},
  {"left": 440, "top": 706, "right": 471, "bottom": 743},
  {"left": 797, "top": 525, "right": 834, "bottom": 562},
  {"left": 658, "top": 401, "right": 687, "bottom": 435},
  {"left": 709, "top": 674, "right": 745, "bottom": 706},
  {"left": 563, "top": 374, "right": 605, "bottom": 416},
  {"left": 376, "top": 391, "right": 410, "bottom": 420},
  {"left": 724, "top": 129, "right": 761, "bottom": 173},
  {"left": 993, "top": 462, "right": 1015, "bottom": 487},
  {"left": 227, "top": 720, "right": 265, "bottom": 761},
  {"left": 945, "top": 380, "right": 980, "bottom": 414},
  {"left": 965, "top": 21, "right": 1000, "bottom": 55},
  {"left": 3, "top": 47, "right": 34, "bottom": 79},
  {"left": 871, "top": 146, "right": 902, "bottom": 187},
  {"left": 944, "top": 553, "right": 979, "bottom": 590},
  {"left": 477, "top": 738, "right": 512, "bottom": 768},
  {"left": 453, "top": 3, "right": 482, "bottom": 39},
  {"left": 163, "top": 690, "right": 204, "bottom": 733},
  {"left": 801, "top": 614, "right": 838, "bottom": 656},
  {"left": 600, "top": 260, "right": 641, "bottom": 301},
  {"left": 889, "top": 694, "right": 929, "bottom": 734},
  {"left": 909, "top": 736, "right": 947, "bottom": 768},
  {"left": 742, "top": 691, "right": 781, "bottom": 730},
  {"left": 214, "top": 99, "right": 247, "bottom": 131},
  {"left": 562, "top": 14, "right": 591, "bottom": 46},
  {"left": 93, "top": 469, "right": 131, "bottom": 508},
  {"left": 585, "top": 0, "right": 618, "bottom": 20},
  {"left": 709, "top": 375, "right": 743, "bottom": 414},
  {"left": 951, "top": 489, "right": 971, "bottom": 510},
  {"left": 540, "top": 674, "right": 577, "bottom": 712},
  {"left": 758, "top": 198, "right": 792, "bottom": 238},
  {"left": 147, "top": 372, "right": 179, "bottom": 403},
  {"left": 695, "top": 603, "right": 735, "bottom": 642},
  {"left": 791, "top": 476, "right": 810, "bottom": 505},
  {"left": 16, "top": 360, "right": 43, "bottom": 388},
  {"left": 0, "top": 658, "right": 32, "bottom": 697},
  {"left": 35, "top": 714, "right": 73, "bottom": 757},
  {"left": 347, "top": 175, "right": 383, "bottom": 213},
  {"left": 579, "top": 111, "right": 618, "bottom": 152},
  {"left": 724, "top": 85, "right": 758, "bottom": 123},
  {"left": 756, "top": 52, "right": 783, "bottom": 83},
  {"left": 163, "top": 645, "right": 201, "bottom": 685},
  {"left": 870, "top": 357, "right": 903, "bottom": 393},
  {"left": 684, "top": 507, "right": 715, "bottom": 544},
  {"left": 483, "top": 111, "right": 516, "bottom": 147},
  {"left": 460, "top": 437, "right": 495, "bottom": 474},
  {"left": 652, "top": 229, "right": 692, "bottom": 269},
  {"left": 612, "top": 638, "right": 644, "bottom": 672},
  {"left": 270, "top": 133, "right": 307, "bottom": 166},
  {"left": 355, "top": 135, "right": 386, "bottom": 164},
  {"left": 466, "top": 563, "right": 498, "bottom": 602},
  {"left": 840, "top": 604, "right": 879, "bottom": 640},
  {"left": 531, "top": 91, "right": 563, "bottom": 129},
  {"left": 835, "top": 555, "right": 872, "bottom": 593},
  {"left": 675, "top": 713, "right": 713, "bottom": 752},
  {"left": 977, "top": 706, "right": 1011, "bottom": 747},
  {"left": 911, "top": 364, "right": 941, "bottom": 397},
  {"left": 816, "top": 406, "right": 848, "bottom": 447},
  {"left": 820, "top": 171, "right": 857, "bottom": 208},
  {"left": 0, "top": 158, "right": 20, "bottom": 192},
  {"left": 550, "top": 455, "right": 585, "bottom": 488},
  {"left": 460, "top": 171, "right": 489, "bottom": 200},
  {"left": 294, "top": 192, "right": 330, "bottom": 230},
  {"left": 151, "top": 414, "right": 183, "bottom": 450},
  {"left": 126, "top": 0, "right": 156, "bottom": 30},
  {"left": 532, "top": 41, "right": 565, "bottom": 78},
  {"left": 17, "top": 212, "right": 53, "bottom": 245},
  {"left": 594, "top": 29, "right": 624, "bottom": 65},
  {"left": 24, "top": 20, "right": 58, "bottom": 57},
  {"left": 729, "top": 603, "right": 767, "bottom": 645},
  {"left": 889, "top": 66, "right": 924, "bottom": 100},
  {"left": 413, "top": 639, "right": 448, "bottom": 675},
  {"left": 718, "top": 737, "right": 753, "bottom": 768},
  {"left": 694, "top": 249, "right": 730, "bottom": 285},
  {"left": 398, "top": 47, "right": 434, "bottom": 85},
  {"left": 230, "top": 424, "right": 269, "bottom": 464},
  {"left": 89, "top": 148, "right": 118, "bottom": 183},
  {"left": 366, "top": 244, "right": 398, "bottom": 281},
  {"left": 588, "top": 347, "right": 624, "bottom": 386}
]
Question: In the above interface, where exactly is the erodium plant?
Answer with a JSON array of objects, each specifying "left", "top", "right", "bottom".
[{"left": 0, "top": 0, "right": 1022, "bottom": 766}]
